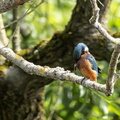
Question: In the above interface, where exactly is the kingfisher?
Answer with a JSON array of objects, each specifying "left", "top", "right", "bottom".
[{"left": 73, "top": 43, "right": 101, "bottom": 81}]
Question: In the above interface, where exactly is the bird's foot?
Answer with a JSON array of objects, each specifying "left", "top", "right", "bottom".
[
  {"left": 81, "top": 77, "right": 88, "bottom": 84},
  {"left": 74, "top": 63, "right": 78, "bottom": 71},
  {"left": 75, "top": 77, "right": 89, "bottom": 85}
]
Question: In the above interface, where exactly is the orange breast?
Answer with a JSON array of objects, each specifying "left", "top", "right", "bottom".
[{"left": 77, "top": 54, "right": 97, "bottom": 81}]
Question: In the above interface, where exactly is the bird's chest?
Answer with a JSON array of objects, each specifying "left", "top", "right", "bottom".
[
  {"left": 78, "top": 57, "right": 92, "bottom": 69},
  {"left": 77, "top": 57, "right": 97, "bottom": 80},
  {"left": 77, "top": 58, "right": 92, "bottom": 75}
]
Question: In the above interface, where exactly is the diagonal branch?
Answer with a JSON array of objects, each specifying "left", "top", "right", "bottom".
[
  {"left": 0, "top": 0, "right": 34, "bottom": 13},
  {"left": 90, "top": 0, "right": 120, "bottom": 96},
  {"left": 89, "top": 0, "right": 120, "bottom": 44},
  {"left": 0, "top": 42, "right": 107, "bottom": 94}
]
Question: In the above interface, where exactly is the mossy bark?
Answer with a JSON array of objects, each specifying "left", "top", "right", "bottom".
[{"left": 0, "top": 67, "right": 48, "bottom": 120}]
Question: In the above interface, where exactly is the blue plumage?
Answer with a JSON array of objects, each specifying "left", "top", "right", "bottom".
[
  {"left": 84, "top": 54, "right": 99, "bottom": 74},
  {"left": 73, "top": 43, "right": 88, "bottom": 62},
  {"left": 73, "top": 43, "right": 101, "bottom": 80}
]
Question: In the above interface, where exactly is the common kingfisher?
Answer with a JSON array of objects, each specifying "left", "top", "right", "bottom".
[{"left": 73, "top": 43, "right": 101, "bottom": 81}]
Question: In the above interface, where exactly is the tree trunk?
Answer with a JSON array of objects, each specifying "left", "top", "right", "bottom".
[{"left": 0, "top": 66, "right": 49, "bottom": 120}]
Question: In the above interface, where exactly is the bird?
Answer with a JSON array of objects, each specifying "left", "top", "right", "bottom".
[{"left": 73, "top": 43, "right": 101, "bottom": 81}]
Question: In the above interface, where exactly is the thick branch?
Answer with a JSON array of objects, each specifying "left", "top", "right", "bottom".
[
  {"left": 0, "top": 42, "right": 107, "bottom": 94},
  {"left": 0, "top": 0, "right": 33, "bottom": 13}
]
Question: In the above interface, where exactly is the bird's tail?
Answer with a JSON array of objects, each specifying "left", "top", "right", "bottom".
[{"left": 98, "top": 67, "right": 102, "bottom": 73}]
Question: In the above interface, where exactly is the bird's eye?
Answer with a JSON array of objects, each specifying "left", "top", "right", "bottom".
[{"left": 81, "top": 50, "right": 84, "bottom": 55}]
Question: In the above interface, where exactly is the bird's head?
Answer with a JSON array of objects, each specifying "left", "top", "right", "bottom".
[{"left": 73, "top": 43, "right": 89, "bottom": 62}]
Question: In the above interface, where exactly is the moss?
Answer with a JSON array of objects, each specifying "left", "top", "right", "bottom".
[
  {"left": 39, "top": 67, "right": 45, "bottom": 74},
  {"left": 18, "top": 49, "right": 28, "bottom": 56},
  {"left": 66, "top": 75, "right": 70, "bottom": 80},
  {"left": 113, "top": 32, "right": 120, "bottom": 38},
  {"left": 14, "top": 55, "right": 22, "bottom": 59},
  {"left": 0, "top": 65, "right": 7, "bottom": 78}
]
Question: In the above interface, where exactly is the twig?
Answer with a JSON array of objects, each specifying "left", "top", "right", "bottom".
[
  {"left": 10, "top": 9, "right": 21, "bottom": 53},
  {"left": 106, "top": 44, "right": 120, "bottom": 96},
  {"left": 98, "top": 0, "right": 104, "bottom": 7},
  {"left": 115, "top": 70, "right": 120, "bottom": 80},
  {"left": 90, "top": 0, "right": 120, "bottom": 96},
  {"left": 10, "top": 21, "right": 21, "bottom": 50},
  {"left": 0, "top": 42, "right": 107, "bottom": 94}
]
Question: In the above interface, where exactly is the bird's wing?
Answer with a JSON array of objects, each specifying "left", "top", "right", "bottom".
[{"left": 84, "top": 54, "right": 100, "bottom": 74}]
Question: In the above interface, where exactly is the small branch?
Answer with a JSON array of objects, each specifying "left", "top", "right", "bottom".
[
  {"left": 106, "top": 44, "right": 120, "bottom": 96},
  {"left": 90, "top": 0, "right": 120, "bottom": 96},
  {"left": 11, "top": 9, "right": 21, "bottom": 53},
  {"left": 0, "top": 14, "right": 8, "bottom": 45},
  {"left": 89, "top": 0, "right": 120, "bottom": 44},
  {"left": 0, "top": 42, "right": 107, "bottom": 94},
  {"left": 0, "top": 14, "right": 8, "bottom": 65},
  {"left": 115, "top": 70, "right": 120, "bottom": 80}
]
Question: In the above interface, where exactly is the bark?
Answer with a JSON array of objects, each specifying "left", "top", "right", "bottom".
[
  {"left": 12, "top": 9, "right": 21, "bottom": 53},
  {"left": 0, "top": 0, "right": 115, "bottom": 119},
  {"left": 0, "top": 14, "right": 8, "bottom": 65},
  {"left": 0, "top": 0, "right": 32, "bottom": 13},
  {"left": 0, "top": 67, "right": 48, "bottom": 120}
]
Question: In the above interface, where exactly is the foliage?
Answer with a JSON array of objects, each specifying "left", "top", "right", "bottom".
[
  {"left": 3, "top": 0, "right": 75, "bottom": 48},
  {"left": 108, "top": 0, "right": 120, "bottom": 32}
]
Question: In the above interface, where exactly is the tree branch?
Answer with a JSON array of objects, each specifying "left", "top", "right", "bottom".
[
  {"left": 11, "top": 9, "right": 21, "bottom": 53},
  {"left": 90, "top": 0, "right": 120, "bottom": 96},
  {"left": 106, "top": 44, "right": 120, "bottom": 96},
  {"left": 0, "top": 42, "right": 107, "bottom": 94},
  {"left": 0, "top": 14, "right": 8, "bottom": 65},
  {"left": 0, "top": 0, "right": 34, "bottom": 13},
  {"left": 89, "top": 0, "right": 120, "bottom": 44}
]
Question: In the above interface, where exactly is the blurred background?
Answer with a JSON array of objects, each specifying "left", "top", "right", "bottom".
[{"left": 2, "top": 0, "right": 120, "bottom": 119}]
